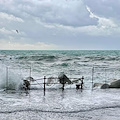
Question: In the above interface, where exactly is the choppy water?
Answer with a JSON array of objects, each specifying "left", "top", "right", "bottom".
[
  {"left": 0, "top": 50, "right": 120, "bottom": 89},
  {"left": 0, "top": 50, "right": 120, "bottom": 120}
]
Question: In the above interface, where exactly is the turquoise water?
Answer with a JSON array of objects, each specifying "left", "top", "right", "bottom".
[
  {"left": 0, "top": 50, "right": 120, "bottom": 89},
  {"left": 0, "top": 50, "right": 120, "bottom": 120}
]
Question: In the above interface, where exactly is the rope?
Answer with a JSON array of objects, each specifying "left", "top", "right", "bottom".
[{"left": 34, "top": 80, "right": 43, "bottom": 88}]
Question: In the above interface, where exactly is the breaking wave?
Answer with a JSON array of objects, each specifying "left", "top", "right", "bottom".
[
  {"left": 0, "top": 65, "right": 23, "bottom": 90},
  {"left": 1, "top": 50, "right": 120, "bottom": 90}
]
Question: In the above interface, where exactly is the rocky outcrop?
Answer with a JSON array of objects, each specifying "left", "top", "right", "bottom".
[
  {"left": 101, "top": 84, "right": 109, "bottom": 89},
  {"left": 109, "top": 80, "right": 120, "bottom": 88},
  {"left": 94, "top": 80, "right": 120, "bottom": 89}
]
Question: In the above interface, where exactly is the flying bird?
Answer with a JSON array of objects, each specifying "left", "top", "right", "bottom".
[{"left": 16, "top": 30, "right": 19, "bottom": 33}]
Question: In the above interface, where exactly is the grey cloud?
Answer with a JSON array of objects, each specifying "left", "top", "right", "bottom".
[
  {"left": 1, "top": 0, "right": 120, "bottom": 50},
  {"left": 33, "top": 1, "right": 98, "bottom": 27},
  {"left": 0, "top": 0, "right": 98, "bottom": 27}
]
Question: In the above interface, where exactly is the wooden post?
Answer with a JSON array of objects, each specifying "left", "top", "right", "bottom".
[
  {"left": 44, "top": 76, "right": 46, "bottom": 96},
  {"left": 81, "top": 76, "right": 84, "bottom": 89},
  {"left": 104, "top": 67, "right": 106, "bottom": 85},
  {"left": 62, "top": 83, "right": 65, "bottom": 91},
  {"left": 62, "top": 77, "right": 65, "bottom": 91},
  {"left": 6, "top": 67, "right": 8, "bottom": 91},
  {"left": 92, "top": 67, "right": 94, "bottom": 90},
  {"left": 30, "top": 67, "right": 31, "bottom": 78}
]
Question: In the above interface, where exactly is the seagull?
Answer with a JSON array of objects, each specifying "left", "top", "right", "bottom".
[{"left": 16, "top": 30, "right": 19, "bottom": 33}]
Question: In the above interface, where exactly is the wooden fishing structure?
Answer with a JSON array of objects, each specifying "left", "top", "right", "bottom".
[
  {"left": 29, "top": 75, "right": 84, "bottom": 96},
  {"left": 5, "top": 65, "right": 120, "bottom": 95}
]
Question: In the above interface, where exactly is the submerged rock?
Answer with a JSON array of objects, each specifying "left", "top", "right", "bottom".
[
  {"left": 109, "top": 80, "right": 120, "bottom": 88},
  {"left": 93, "top": 83, "right": 103, "bottom": 88},
  {"left": 101, "top": 84, "right": 109, "bottom": 89}
]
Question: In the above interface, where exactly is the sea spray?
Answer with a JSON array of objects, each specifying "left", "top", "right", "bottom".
[
  {"left": 0, "top": 65, "right": 23, "bottom": 90},
  {"left": 0, "top": 65, "right": 6, "bottom": 90},
  {"left": 1, "top": 50, "right": 120, "bottom": 90}
]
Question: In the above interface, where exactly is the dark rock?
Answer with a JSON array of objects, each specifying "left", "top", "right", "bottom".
[
  {"left": 109, "top": 80, "right": 120, "bottom": 88},
  {"left": 101, "top": 84, "right": 109, "bottom": 89}
]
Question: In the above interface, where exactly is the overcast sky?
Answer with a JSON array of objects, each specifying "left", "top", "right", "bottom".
[{"left": 0, "top": 0, "right": 120, "bottom": 50}]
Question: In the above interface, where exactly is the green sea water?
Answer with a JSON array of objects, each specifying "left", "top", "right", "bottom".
[{"left": 0, "top": 50, "right": 120, "bottom": 89}]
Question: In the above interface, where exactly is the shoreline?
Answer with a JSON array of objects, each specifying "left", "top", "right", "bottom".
[{"left": 0, "top": 89, "right": 120, "bottom": 120}]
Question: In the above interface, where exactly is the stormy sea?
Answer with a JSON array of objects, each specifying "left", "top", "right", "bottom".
[{"left": 0, "top": 50, "right": 120, "bottom": 120}]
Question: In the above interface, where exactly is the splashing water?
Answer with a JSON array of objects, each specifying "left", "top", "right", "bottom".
[
  {"left": 0, "top": 50, "right": 120, "bottom": 120},
  {"left": 0, "top": 50, "right": 120, "bottom": 90},
  {"left": 0, "top": 64, "right": 23, "bottom": 90}
]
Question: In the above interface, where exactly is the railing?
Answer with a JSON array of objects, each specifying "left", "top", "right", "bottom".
[{"left": 4, "top": 65, "right": 120, "bottom": 95}]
